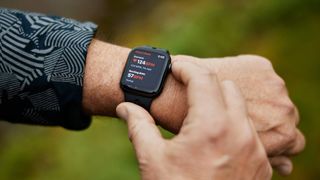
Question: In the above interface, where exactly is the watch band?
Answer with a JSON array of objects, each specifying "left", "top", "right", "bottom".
[{"left": 124, "top": 93, "right": 152, "bottom": 111}]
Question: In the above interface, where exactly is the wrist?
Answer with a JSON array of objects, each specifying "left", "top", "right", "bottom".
[
  {"left": 83, "top": 40, "right": 187, "bottom": 133},
  {"left": 82, "top": 39, "right": 129, "bottom": 116},
  {"left": 150, "top": 63, "right": 187, "bottom": 133}
]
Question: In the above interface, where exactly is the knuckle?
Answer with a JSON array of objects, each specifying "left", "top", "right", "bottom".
[
  {"left": 128, "top": 121, "right": 144, "bottom": 142},
  {"left": 206, "top": 126, "right": 228, "bottom": 144},
  {"left": 286, "top": 131, "right": 297, "bottom": 148},
  {"left": 252, "top": 55, "right": 273, "bottom": 68},
  {"left": 294, "top": 131, "right": 306, "bottom": 153},
  {"left": 272, "top": 74, "right": 286, "bottom": 87},
  {"left": 279, "top": 100, "right": 296, "bottom": 118},
  {"left": 128, "top": 124, "right": 139, "bottom": 142},
  {"left": 240, "top": 55, "right": 273, "bottom": 69},
  {"left": 267, "top": 77, "right": 299, "bottom": 121},
  {"left": 277, "top": 123, "right": 297, "bottom": 150},
  {"left": 200, "top": 116, "right": 229, "bottom": 143},
  {"left": 270, "top": 75, "right": 287, "bottom": 93}
]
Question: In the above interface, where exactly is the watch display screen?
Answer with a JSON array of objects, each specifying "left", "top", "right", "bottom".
[{"left": 121, "top": 48, "right": 170, "bottom": 94}]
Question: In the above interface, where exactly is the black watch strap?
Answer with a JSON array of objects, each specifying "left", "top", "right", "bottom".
[{"left": 124, "top": 93, "right": 152, "bottom": 111}]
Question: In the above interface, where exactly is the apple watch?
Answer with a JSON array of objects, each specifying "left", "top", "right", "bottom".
[{"left": 120, "top": 46, "right": 171, "bottom": 111}]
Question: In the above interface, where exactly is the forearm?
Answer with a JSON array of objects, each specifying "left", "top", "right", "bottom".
[{"left": 82, "top": 39, "right": 186, "bottom": 133}]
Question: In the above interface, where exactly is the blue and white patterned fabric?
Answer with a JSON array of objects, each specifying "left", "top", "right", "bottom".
[{"left": 0, "top": 8, "right": 97, "bottom": 130}]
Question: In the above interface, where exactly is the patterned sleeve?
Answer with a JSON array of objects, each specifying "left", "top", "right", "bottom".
[{"left": 0, "top": 8, "right": 98, "bottom": 130}]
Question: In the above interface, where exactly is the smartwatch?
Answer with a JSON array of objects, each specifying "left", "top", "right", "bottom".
[{"left": 120, "top": 46, "right": 171, "bottom": 111}]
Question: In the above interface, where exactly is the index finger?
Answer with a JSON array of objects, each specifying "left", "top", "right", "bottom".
[{"left": 171, "top": 61, "right": 226, "bottom": 124}]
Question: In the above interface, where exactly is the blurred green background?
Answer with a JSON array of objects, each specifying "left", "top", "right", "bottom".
[{"left": 0, "top": 0, "right": 319, "bottom": 179}]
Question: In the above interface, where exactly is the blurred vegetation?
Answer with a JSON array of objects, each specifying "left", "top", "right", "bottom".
[{"left": 0, "top": 0, "right": 319, "bottom": 179}]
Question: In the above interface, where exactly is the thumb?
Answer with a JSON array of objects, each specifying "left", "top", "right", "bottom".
[{"left": 116, "top": 102, "right": 163, "bottom": 153}]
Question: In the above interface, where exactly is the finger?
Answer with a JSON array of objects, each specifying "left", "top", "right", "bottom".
[
  {"left": 259, "top": 123, "right": 305, "bottom": 156},
  {"left": 284, "top": 129, "right": 306, "bottom": 155},
  {"left": 116, "top": 102, "right": 163, "bottom": 154},
  {"left": 269, "top": 156, "right": 293, "bottom": 176},
  {"left": 171, "top": 61, "right": 226, "bottom": 123}
]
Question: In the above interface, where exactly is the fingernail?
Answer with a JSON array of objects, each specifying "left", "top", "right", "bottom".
[
  {"left": 278, "top": 164, "right": 292, "bottom": 175},
  {"left": 116, "top": 104, "right": 128, "bottom": 121}
]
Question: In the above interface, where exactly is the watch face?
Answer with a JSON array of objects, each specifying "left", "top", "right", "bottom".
[{"left": 121, "top": 47, "right": 170, "bottom": 95}]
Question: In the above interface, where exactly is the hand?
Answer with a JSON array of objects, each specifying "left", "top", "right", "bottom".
[
  {"left": 83, "top": 40, "right": 304, "bottom": 175},
  {"left": 116, "top": 61, "right": 272, "bottom": 180},
  {"left": 168, "top": 55, "right": 305, "bottom": 175}
]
